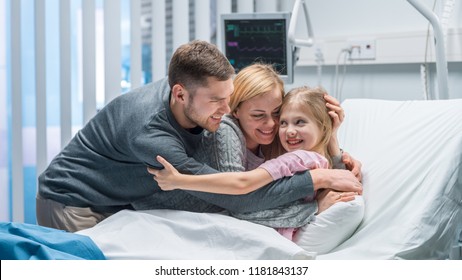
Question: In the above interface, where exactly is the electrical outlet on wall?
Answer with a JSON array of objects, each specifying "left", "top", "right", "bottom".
[{"left": 348, "top": 39, "right": 376, "bottom": 60}]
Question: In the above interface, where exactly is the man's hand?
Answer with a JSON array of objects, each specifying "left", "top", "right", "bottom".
[{"left": 310, "top": 168, "right": 362, "bottom": 194}]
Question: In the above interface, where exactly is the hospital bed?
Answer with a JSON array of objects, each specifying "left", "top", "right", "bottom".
[
  {"left": 2, "top": 98, "right": 461, "bottom": 260},
  {"left": 76, "top": 98, "right": 462, "bottom": 260}
]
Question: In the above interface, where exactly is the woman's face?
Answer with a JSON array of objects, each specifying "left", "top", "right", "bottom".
[{"left": 233, "top": 88, "right": 282, "bottom": 154}]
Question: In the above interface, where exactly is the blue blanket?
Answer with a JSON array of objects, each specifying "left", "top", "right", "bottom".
[{"left": 0, "top": 222, "right": 105, "bottom": 260}]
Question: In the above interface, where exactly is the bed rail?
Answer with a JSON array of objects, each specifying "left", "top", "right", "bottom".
[{"left": 407, "top": 0, "right": 450, "bottom": 99}]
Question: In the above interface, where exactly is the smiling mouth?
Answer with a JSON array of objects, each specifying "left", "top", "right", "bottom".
[
  {"left": 258, "top": 129, "right": 274, "bottom": 135},
  {"left": 287, "top": 139, "right": 303, "bottom": 145}
]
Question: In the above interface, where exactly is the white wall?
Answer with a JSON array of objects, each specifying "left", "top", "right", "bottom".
[
  {"left": 300, "top": 0, "right": 461, "bottom": 37},
  {"left": 291, "top": 62, "right": 462, "bottom": 100},
  {"left": 287, "top": 0, "right": 462, "bottom": 100}
]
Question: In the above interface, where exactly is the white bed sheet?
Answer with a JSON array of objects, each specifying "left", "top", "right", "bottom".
[
  {"left": 319, "top": 99, "right": 462, "bottom": 259},
  {"left": 77, "top": 209, "right": 315, "bottom": 260},
  {"left": 79, "top": 98, "right": 462, "bottom": 260}
]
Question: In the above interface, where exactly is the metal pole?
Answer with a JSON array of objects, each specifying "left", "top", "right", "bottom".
[{"left": 407, "top": 0, "right": 449, "bottom": 99}]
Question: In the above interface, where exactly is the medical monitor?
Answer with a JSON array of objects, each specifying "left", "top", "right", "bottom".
[{"left": 221, "top": 12, "right": 293, "bottom": 83}]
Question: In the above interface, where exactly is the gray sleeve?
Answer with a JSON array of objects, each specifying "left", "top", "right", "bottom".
[
  {"left": 331, "top": 151, "right": 346, "bottom": 170},
  {"left": 232, "top": 199, "right": 318, "bottom": 228},
  {"left": 193, "top": 120, "right": 246, "bottom": 173}
]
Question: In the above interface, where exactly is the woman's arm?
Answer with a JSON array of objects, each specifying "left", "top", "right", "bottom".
[
  {"left": 324, "top": 93, "right": 343, "bottom": 157},
  {"left": 150, "top": 155, "right": 273, "bottom": 195},
  {"left": 324, "top": 94, "right": 363, "bottom": 178}
]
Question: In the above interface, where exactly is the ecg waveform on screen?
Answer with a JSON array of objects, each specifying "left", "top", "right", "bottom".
[
  {"left": 224, "top": 19, "right": 288, "bottom": 75},
  {"left": 226, "top": 43, "right": 283, "bottom": 53}
]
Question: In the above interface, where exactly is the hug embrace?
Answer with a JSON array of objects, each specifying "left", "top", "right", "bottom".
[
  {"left": 37, "top": 40, "right": 363, "bottom": 254},
  {"left": 149, "top": 62, "right": 365, "bottom": 253}
]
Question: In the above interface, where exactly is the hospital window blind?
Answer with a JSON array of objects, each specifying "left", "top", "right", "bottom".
[
  {"left": 4, "top": 0, "right": 273, "bottom": 223},
  {"left": 0, "top": 0, "right": 8, "bottom": 222}
]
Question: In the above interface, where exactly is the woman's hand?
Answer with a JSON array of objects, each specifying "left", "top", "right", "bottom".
[
  {"left": 342, "top": 151, "right": 363, "bottom": 182},
  {"left": 316, "top": 189, "right": 356, "bottom": 214},
  {"left": 324, "top": 94, "right": 344, "bottom": 134},
  {"left": 147, "top": 155, "right": 182, "bottom": 191},
  {"left": 324, "top": 94, "right": 344, "bottom": 156}
]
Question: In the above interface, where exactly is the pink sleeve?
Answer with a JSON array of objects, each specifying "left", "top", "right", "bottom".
[{"left": 259, "top": 150, "right": 329, "bottom": 180}]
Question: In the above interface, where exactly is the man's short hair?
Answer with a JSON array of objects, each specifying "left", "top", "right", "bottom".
[{"left": 168, "top": 40, "right": 235, "bottom": 91}]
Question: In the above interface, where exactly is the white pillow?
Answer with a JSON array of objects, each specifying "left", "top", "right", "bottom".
[{"left": 293, "top": 195, "right": 364, "bottom": 254}]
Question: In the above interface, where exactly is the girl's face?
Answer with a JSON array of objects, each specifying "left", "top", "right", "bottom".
[
  {"left": 278, "top": 103, "right": 322, "bottom": 153},
  {"left": 233, "top": 88, "right": 282, "bottom": 154}
]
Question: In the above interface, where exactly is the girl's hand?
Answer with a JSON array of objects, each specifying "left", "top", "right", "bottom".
[
  {"left": 342, "top": 152, "right": 363, "bottom": 182},
  {"left": 316, "top": 189, "right": 357, "bottom": 214},
  {"left": 147, "top": 155, "right": 182, "bottom": 191}
]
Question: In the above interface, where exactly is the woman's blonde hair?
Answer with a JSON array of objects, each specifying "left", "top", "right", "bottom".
[
  {"left": 230, "top": 63, "right": 284, "bottom": 112},
  {"left": 282, "top": 86, "right": 334, "bottom": 166},
  {"left": 230, "top": 63, "right": 285, "bottom": 160}
]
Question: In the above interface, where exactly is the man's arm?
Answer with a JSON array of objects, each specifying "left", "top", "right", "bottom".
[
  {"left": 143, "top": 139, "right": 360, "bottom": 213},
  {"left": 184, "top": 165, "right": 362, "bottom": 213},
  {"left": 133, "top": 121, "right": 314, "bottom": 212},
  {"left": 135, "top": 120, "right": 361, "bottom": 213}
]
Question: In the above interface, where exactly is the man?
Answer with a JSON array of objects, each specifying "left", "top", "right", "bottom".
[{"left": 37, "top": 40, "right": 361, "bottom": 232}]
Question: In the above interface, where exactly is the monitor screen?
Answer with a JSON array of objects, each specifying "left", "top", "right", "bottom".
[{"left": 221, "top": 12, "right": 293, "bottom": 83}]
